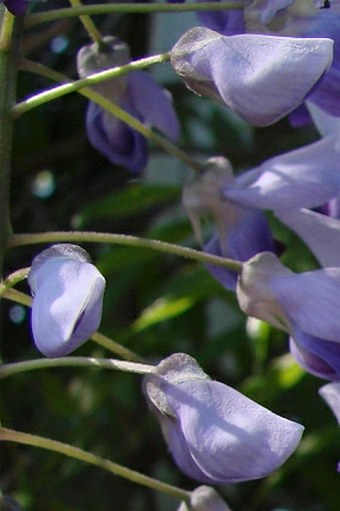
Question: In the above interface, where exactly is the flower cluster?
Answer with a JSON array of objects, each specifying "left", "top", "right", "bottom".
[{"left": 9, "top": 0, "right": 340, "bottom": 505}]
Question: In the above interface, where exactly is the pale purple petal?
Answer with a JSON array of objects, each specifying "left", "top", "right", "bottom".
[
  {"left": 290, "top": 328, "right": 340, "bottom": 381},
  {"left": 28, "top": 245, "right": 106, "bottom": 358},
  {"left": 276, "top": 208, "right": 340, "bottom": 267},
  {"left": 302, "top": 13, "right": 340, "bottom": 116},
  {"left": 170, "top": 28, "right": 334, "bottom": 126},
  {"left": 165, "top": 379, "right": 303, "bottom": 483},
  {"left": 271, "top": 268, "right": 340, "bottom": 343},
  {"left": 86, "top": 101, "right": 148, "bottom": 173},
  {"left": 205, "top": 209, "right": 275, "bottom": 291},
  {"left": 225, "top": 137, "right": 340, "bottom": 210},
  {"left": 128, "top": 71, "right": 180, "bottom": 141},
  {"left": 319, "top": 382, "right": 340, "bottom": 424},
  {"left": 289, "top": 104, "right": 312, "bottom": 128},
  {"left": 144, "top": 353, "right": 303, "bottom": 484},
  {"left": 205, "top": 236, "right": 238, "bottom": 291},
  {"left": 307, "top": 101, "right": 340, "bottom": 141}
]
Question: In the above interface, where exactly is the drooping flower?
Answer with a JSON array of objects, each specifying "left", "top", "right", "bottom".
[
  {"left": 243, "top": 0, "right": 340, "bottom": 116},
  {"left": 28, "top": 244, "right": 106, "bottom": 358},
  {"left": 186, "top": 136, "right": 340, "bottom": 290},
  {"left": 177, "top": 486, "right": 232, "bottom": 511},
  {"left": 144, "top": 353, "right": 304, "bottom": 484},
  {"left": 77, "top": 36, "right": 180, "bottom": 173},
  {"left": 170, "top": 27, "right": 333, "bottom": 126},
  {"left": 237, "top": 252, "right": 340, "bottom": 380},
  {"left": 183, "top": 156, "right": 275, "bottom": 290}
]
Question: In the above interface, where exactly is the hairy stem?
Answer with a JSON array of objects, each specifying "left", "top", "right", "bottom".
[
  {"left": 0, "top": 427, "right": 190, "bottom": 502},
  {"left": 0, "top": 356, "right": 155, "bottom": 379},
  {"left": 7, "top": 231, "right": 243, "bottom": 272}
]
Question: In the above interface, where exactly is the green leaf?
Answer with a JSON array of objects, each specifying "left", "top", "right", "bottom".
[{"left": 75, "top": 183, "right": 181, "bottom": 226}]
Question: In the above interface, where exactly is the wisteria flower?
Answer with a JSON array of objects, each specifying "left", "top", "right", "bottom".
[
  {"left": 172, "top": 0, "right": 340, "bottom": 119},
  {"left": 183, "top": 156, "right": 275, "bottom": 290},
  {"left": 28, "top": 244, "right": 106, "bottom": 358},
  {"left": 77, "top": 36, "right": 180, "bottom": 173},
  {"left": 244, "top": 0, "right": 340, "bottom": 115},
  {"left": 237, "top": 252, "right": 340, "bottom": 380},
  {"left": 170, "top": 27, "right": 333, "bottom": 125},
  {"left": 144, "top": 353, "right": 304, "bottom": 483},
  {"left": 177, "top": 486, "right": 232, "bottom": 511},
  {"left": 188, "top": 137, "right": 340, "bottom": 290}
]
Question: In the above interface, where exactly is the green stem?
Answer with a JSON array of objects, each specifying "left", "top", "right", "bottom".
[
  {"left": 16, "top": 58, "right": 202, "bottom": 172},
  {"left": 0, "top": 8, "right": 14, "bottom": 51},
  {"left": 69, "top": 0, "right": 103, "bottom": 45},
  {"left": 0, "top": 266, "right": 30, "bottom": 298},
  {"left": 1, "top": 287, "right": 31, "bottom": 307},
  {"left": 2, "top": 288, "right": 144, "bottom": 361},
  {"left": 7, "top": 231, "right": 243, "bottom": 272},
  {"left": 0, "top": 356, "right": 155, "bottom": 379},
  {"left": 91, "top": 331, "right": 144, "bottom": 362},
  {"left": 0, "top": 7, "right": 18, "bottom": 357},
  {"left": 0, "top": 427, "right": 190, "bottom": 503},
  {"left": 26, "top": 2, "right": 248, "bottom": 27},
  {"left": 14, "top": 53, "right": 171, "bottom": 114},
  {"left": 0, "top": 8, "right": 16, "bottom": 272}
]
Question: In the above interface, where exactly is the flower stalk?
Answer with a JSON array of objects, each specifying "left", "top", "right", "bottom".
[
  {"left": 0, "top": 266, "right": 30, "bottom": 298},
  {"left": 26, "top": 2, "right": 248, "bottom": 27},
  {"left": 0, "top": 356, "right": 155, "bottom": 379},
  {"left": 0, "top": 6, "right": 18, "bottom": 356},
  {"left": 0, "top": 427, "right": 190, "bottom": 503},
  {"left": 68, "top": 0, "right": 103, "bottom": 45},
  {"left": 0, "top": 7, "right": 16, "bottom": 274},
  {"left": 7, "top": 231, "right": 243, "bottom": 272}
]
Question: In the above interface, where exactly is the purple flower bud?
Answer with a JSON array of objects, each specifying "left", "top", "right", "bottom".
[
  {"left": 170, "top": 27, "right": 333, "bottom": 126},
  {"left": 144, "top": 353, "right": 304, "bottom": 484},
  {"left": 28, "top": 244, "right": 106, "bottom": 358},
  {"left": 177, "top": 486, "right": 232, "bottom": 511},
  {"left": 77, "top": 36, "right": 180, "bottom": 173}
]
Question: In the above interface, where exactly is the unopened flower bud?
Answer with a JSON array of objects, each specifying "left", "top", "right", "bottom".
[{"left": 28, "top": 244, "right": 106, "bottom": 357}]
